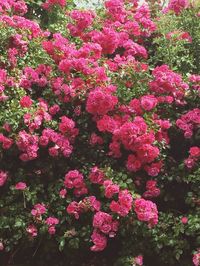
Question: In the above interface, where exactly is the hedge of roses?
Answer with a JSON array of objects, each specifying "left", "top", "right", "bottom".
[{"left": 0, "top": 0, "right": 200, "bottom": 265}]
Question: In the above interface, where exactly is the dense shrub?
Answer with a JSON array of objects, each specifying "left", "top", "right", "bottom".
[{"left": 0, "top": 0, "right": 200, "bottom": 265}]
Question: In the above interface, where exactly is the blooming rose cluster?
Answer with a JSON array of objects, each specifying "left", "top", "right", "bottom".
[
  {"left": 45, "top": 217, "right": 59, "bottom": 235},
  {"left": 193, "top": 250, "right": 200, "bottom": 266},
  {"left": 0, "top": 15, "right": 43, "bottom": 40},
  {"left": 39, "top": 128, "right": 74, "bottom": 158},
  {"left": 23, "top": 100, "right": 52, "bottom": 132},
  {"left": 86, "top": 87, "right": 118, "bottom": 116},
  {"left": 64, "top": 170, "right": 88, "bottom": 197},
  {"left": 31, "top": 203, "right": 47, "bottom": 220},
  {"left": 149, "top": 65, "right": 188, "bottom": 104},
  {"left": 0, "top": 68, "right": 13, "bottom": 102},
  {"left": 16, "top": 130, "right": 39, "bottom": 161},
  {"left": 93, "top": 211, "right": 119, "bottom": 236},
  {"left": 59, "top": 116, "right": 79, "bottom": 141},
  {"left": 42, "top": 0, "right": 66, "bottom": 10},
  {"left": 110, "top": 189, "right": 133, "bottom": 217},
  {"left": 0, "top": 133, "right": 13, "bottom": 149},
  {"left": 20, "top": 65, "right": 51, "bottom": 90},
  {"left": 91, "top": 211, "right": 119, "bottom": 251},
  {"left": 103, "top": 180, "right": 120, "bottom": 198},
  {"left": 66, "top": 196, "right": 101, "bottom": 219},
  {"left": 184, "top": 146, "right": 200, "bottom": 169},
  {"left": 143, "top": 180, "right": 160, "bottom": 199},
  {"left": 68, "top": 10, "right": 95, "bottom": 37},
  {"left": 176, "top": 108, "right": 200, "bottom": 138},
  {"left": 166, "top": 0, "right": 189, "bottom": 14},
  {"left": 89, "top": 167, "right": 105, "bottom": 185},
  {"left": 117, "top": 118, "right": 161, "bottom": 174},
  {"left": 134, "top": 198, "right": 158, "bottom": 227},
  {"left": 0, "top": 0, "right": 28, "bottom": 16},
  {"left": 189, "top": 74, "right": 200, "bottom": 94}
]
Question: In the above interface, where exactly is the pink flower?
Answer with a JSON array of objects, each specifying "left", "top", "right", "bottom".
[
  {"left": 167, "top": 0, "right": 189, "bottom": 15},
  {"left": 59, "top": 188, "right": 67, "bottom": 198},
  {"left": 48, "top": 226, "right": 56, "bottom": 235},
  {"left": 15, "top": 182, "right": 27, "bottom": 190},
  {"left": 20, "top": 96, "right": 33, "bottom": 108},
  {"left": 66, "top": 201, "right": 80, "bottom": 219},
  {"left": 143, "top": 180, "right": 160, "bottom": 199},
  {"left": 42, "top": 0, "right": 66, "bottom": 10},
  {"left": 45, "top": 217, "right": 59, "bottom": 226},
  {"left": 134, "top": 255, "right": 143, "bottom": 265},
  {"left": 140, "top": 95, "right": 158, "bottom": 111},
  {"left": 87, "top": 196, "right": 101, "bottom": 212},
  {"left": 190, "top": 147, "right": 200, "bottom": 158},
  {"left": 89, "top": 167, "right": 105, "bottom": 184},
  {"left": 184, "top": 158, "right": 195, "bottom": 169},
  {"left": 103, "top": 180, "right": 119, "bottom": 198},
  {"left": 93, "top": 211, "right": 119, "bottom": 235},
  {"left": 90, "top": 230, "right": 107, "bottom": 252},
  {"left": 31, "top": 203, "right": 47, "bottom": 217},
  {"left": 64, "top": 170, "right": 84, "bottom": 189},
  {"left": 110, "top": 190, "right": 133, "bottom": 217},
  {"left": 193, "top": 250, "right": 200, "bottom": 266},
  {"left": 181, "top": 217, "right": 188, "bottom": 224},
  {"left": 144, "top": 162, "right": 163, "bottom": 177},
  {"left": 134, "top": 198, "right": 158, "bottom": 227},
  {"left": 0, "top": 242, "right": 4, "bottom": 251},
  {"left": 86, "top": 87, "right": 118, "bottom": 116},
  {"left": 89, "top": 133, "right": 104, "bottom": 146},
  {"left": 49, "top": 104, "right": 60, "bottom": 115},
  {"left": 26, "top": 225, "right": 38, "bottom": 237},
  {"left": 126, "top": 154, "right": 142, "bottom": 172},
  {"left": 0, "top": 170, "right": 8, "bottom": 187}
]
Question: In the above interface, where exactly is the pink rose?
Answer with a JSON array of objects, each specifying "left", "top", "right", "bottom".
[
  {"left": 181, "top": 217, "right": 188, "bottom": 224},
  {"left": 140, "top": 95, "right": 158, "bottom": 111},
  {"left": 0, "top": 242, "right": 4, "bottom": 251},
  {"left": 0, "top": 170, "right": 8, "bottom": 187},
  {"left": 20, "top": 96, "right": 33, "bottom": 108},
  {"left": 15, "top": 182, "right": 27, "bottom": 190}
]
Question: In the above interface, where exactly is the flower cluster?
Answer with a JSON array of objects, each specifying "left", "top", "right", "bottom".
[
  {"left": 0, "top": 0, "right": 28, "bottom": 15},
  {"left": 16, "top": 130, "right": 39, "bottom": 161},
  {"left": 184, "top": 146, "right": 200, "bottom": 169},
  {"left": 42, "top": 0, "right": 66, "bottom": 10},
  {"left": 176, "top": 108, "right": 200, "bottom": 138},
  {"left": 86, "top": 87, "right": 118, "bottom": 116},
  {"left": 149, "top": 65, "right": 188, "bottom": 104},
  {"left": 143, "top": 180, "right": 160, "bottom": 199},
  {"left": 193, "top": 250, "right": 200, "bottom": 266},
  {"left": 91, "top": 211, "right": 119, "bottom": 251},
  {"left": 64, "top": 170, "right": 88, "bottom": 197},
  {"left": 89, "top": 167, "right": 105, "bottom": 185},
  {"left": 45, "top": 217, "right": 59, "bottom": 235},
  {"left": 0, "top": 133, "right": 13, "bottom": 149},
  {"left": 110, "top": 189, "right": 133, "bottom": 217},
  {"left": 166, "top": 0, "right": 189, "bottom": 14},
  {"left": 66, "top": 196, "right": 101, "bottom": 219},
  {"left": 31, "top": 203, "right": 47, "bottom": 220},
  {"left": 134, "top": 198, "right": 158, "bottom": 227}
]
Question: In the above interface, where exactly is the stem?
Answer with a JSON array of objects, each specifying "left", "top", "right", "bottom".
[{"left": 23, "top": 191, "right": 26, "bottom": 209}]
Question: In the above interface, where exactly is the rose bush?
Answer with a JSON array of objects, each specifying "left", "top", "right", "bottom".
[{"left": 0, "top": 0, "right": 200, "bottom": 265}]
